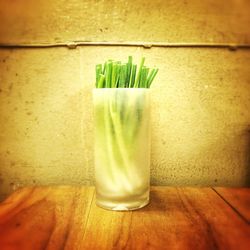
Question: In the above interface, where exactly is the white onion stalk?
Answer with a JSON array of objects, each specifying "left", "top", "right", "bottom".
[{"left": 94, "top": 89, "right": 150, "bottom": 201}]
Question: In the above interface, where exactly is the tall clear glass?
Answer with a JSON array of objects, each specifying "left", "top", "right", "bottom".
[{"left": 93, "top": 88, "right": 150, "bottom": 210}]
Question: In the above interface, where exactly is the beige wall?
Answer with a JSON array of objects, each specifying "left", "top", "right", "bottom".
[
  {"left": 0, "top": 0, "right": 250, "bottom": 200},
  {"left": 0, "top": 0, "right": 250, "bottom": 44}
]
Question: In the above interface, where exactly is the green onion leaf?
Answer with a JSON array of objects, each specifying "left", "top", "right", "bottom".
[
  {"left": 96, "top": 64, "right": 102, "bottom": 87},
  {"left": 129, "top": 64, "right": 137, "bottom": 88},
  {"left": 97, "top": 74, "right": 105, "bottom": 88},
  {"left": 126, "top": 56, "right": 133, "bottom": 87},
  {"left": 139, "top": 66, "right": 148, "bottom": 88},
  {"left": 111, "top": 62, "right": 117, "bottom": 88},
  {"left": 119, "top": 64, "right": 127, "bottom": 88},
  {"left": 95, "top": 57, "right": 158, "bottom": 88},
  {"left": 106, "top": 61, "right": 113, "bottom": 88},
  {"left": 115, "top": 63, "right": 121, "bottom": 88},
  {"left": 134, "top": 57, "right": 145, "bottom": 88},
  {"left": 147, "top": 68, "right": 159, "bottom": 88}
]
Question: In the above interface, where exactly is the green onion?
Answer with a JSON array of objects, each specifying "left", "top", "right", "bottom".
[
  {"left": 95, "top": 56, "right": 158, "bottom": 88},
  {"left": 126, "top": 56, "right": 132, "bottom": 87},
  {"left": 96, "top": 64, "right": 102, "bottom": 87},
  {"left": 139, "top": 67, "right": 148, "bottom": 88},
  {"left": 134, "top": 57, "right": 145, "bottom": 88},
  {"left": 97, "top": 74, "right": 105, "bottom": 88},
  {"left": 103, "top": 62, "right": 107, "bottom": 74},
  {"left": 144, "top": 67, "right": 149, "bottom": 88},
  {"left": 119, "top": 64, "right": 127, "bottom": 88},
  {"left": 111, "top": 62, "right": 117, "bottom": 88},
  {"left": 115, "top": 63, "right": 121, "bottom": 87},
  {"left": 129, "top": 64, "right": 137, "bottom": 88},
  {"left": 94, "top": 56, "right": 159, "bottom": 195},
  {"left": 106, "top": 61, "right": 112, "bottom": 88},
  {"left": 147, "top": 68, "right": 159, "bottom": 88}
]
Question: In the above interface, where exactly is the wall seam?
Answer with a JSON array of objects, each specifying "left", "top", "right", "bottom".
[{"left": 0, "top": 42, "right": 250, "bottom": 50}]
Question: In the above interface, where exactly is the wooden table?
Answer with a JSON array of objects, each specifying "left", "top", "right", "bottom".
[{"left": 0, "top": 187, "right": 249, "bottom": 250}]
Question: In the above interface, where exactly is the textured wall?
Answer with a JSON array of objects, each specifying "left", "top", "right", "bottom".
[
  {"left": 0, "top": 0, "right": 250, "bottom": 200},
  {"left": 0, "top": 0, "right": 249, "bottom": 43}
]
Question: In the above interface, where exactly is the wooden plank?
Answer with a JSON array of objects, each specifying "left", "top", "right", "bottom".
[
  {"left": 214, "top": 187, "right": 250, "bottom": 223},
  {"left": 0, "top": 186, "right": 250, "bottom": 249},
  {"left": 0, "top": 186, "right": 94, "bottom": 250},
  {"left": 82, "top": 187, "right": 250, "bottom": 250},
  {"left": 77, "top": 192, "right": 133, "bottom": 250},
  {"left": 0, "top": 0, "right": 249, "bottom": 44}
]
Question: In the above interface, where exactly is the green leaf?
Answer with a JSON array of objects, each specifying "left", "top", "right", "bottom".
[
  {"left": 96, "top": 64, "right": 102, "bottom": 87},
  {"left": 119, "top": 64, "right": 127, "bottom": 88},
  {"left": 105, "top": 61, "right": 113, "bottom": 88},
  {"left": 147, "top": 68, "right": 159, "bottom": 88},
  {"left": 134, "top": 57, "right": 145, "bottom": 88},
  {"left": 97, "top": 74, "right": 105, "bottom": 88},
  {"left": 129, "top": 64, "right": 137, "bottom": 88}
]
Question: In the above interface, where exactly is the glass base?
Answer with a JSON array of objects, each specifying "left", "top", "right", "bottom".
[{"left": 96, "top": 198, "right": 149, "bottom": 211}]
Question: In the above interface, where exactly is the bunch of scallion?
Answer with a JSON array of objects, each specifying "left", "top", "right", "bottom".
[
  {"left": 95, "top": 56, "right": 158, "bottom": 88},
  {"left": 94, "top": 56, "right": 158, "bottom": 198}
]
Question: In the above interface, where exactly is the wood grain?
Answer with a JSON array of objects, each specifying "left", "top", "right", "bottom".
[
  {"left": 0, "top": 186, "right": 94, "bottom": 250},
  {"left": 0, "top": 186, "right": 249, "bottom": 250},
  {"left": 214, "top": 187, "right": 250, "bottom": 223},
  {"left": 81, "top": 187, "right": 250, "bottom": 250}
]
